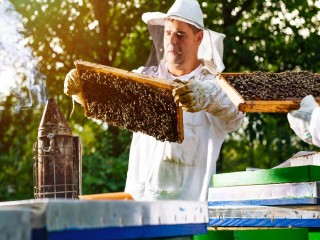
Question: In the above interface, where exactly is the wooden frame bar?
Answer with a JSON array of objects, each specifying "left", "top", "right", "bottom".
[{"left": 217, "top": 73, "right": 320, "bottom": 113}]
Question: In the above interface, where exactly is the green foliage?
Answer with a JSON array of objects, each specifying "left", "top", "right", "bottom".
[
  {"left": 218, "top": 113, "right": 319, "bottom": 173},
  {"left": 0, "top": 96, "right": 40, "bottom": 201},
  {"left": 1, "top": 0, "right": 320, "bottom": 200},
  {"left": 200, "top": 0, "right": 320, "bottom": 172}
]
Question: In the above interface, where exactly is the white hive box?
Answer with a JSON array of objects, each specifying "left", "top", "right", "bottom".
[
  {"left": 0, "top": 208, "right": 31, "bottom": 240},
  {"left": 0, "top": 199, "right": 208, "bottom": 240}
]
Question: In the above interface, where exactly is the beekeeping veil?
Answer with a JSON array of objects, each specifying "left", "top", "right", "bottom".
[{"left": 142, "top": 0, "right": 226, "bottom": 73}]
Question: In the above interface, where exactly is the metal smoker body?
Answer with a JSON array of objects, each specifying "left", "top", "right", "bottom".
[{"left": 33, "top": 98, "right": 81, "bottom": 198}]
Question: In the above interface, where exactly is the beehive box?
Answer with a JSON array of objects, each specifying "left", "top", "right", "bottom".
[
  {"left": 75, "top": 60, "right": 184, "bottom": 143},
  {"left": 217, "top": 71, "right": 320, "bottom": 112},
  {"left": 0, "top": 199, "right": 209, "bottom": 239},
  {"left": 211, "top": 165, "right": 320, "bottom": 188}
]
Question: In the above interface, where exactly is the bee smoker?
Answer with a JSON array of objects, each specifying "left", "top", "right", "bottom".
[{"left": 33, "top": 98, "right": 82, "bottom": 198}]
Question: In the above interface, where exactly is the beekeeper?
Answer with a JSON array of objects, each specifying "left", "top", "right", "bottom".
[
  {"left": 288, "top": 95, "right": 320, "bottom": 147},
  {"left": 64, "top": 0, "right": 245, "bottom": 201}
]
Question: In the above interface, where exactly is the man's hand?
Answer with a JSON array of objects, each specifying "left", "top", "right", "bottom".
[
  {"left": 64, "top": 69, "right": 81, "bottom": 96},
  {"left": 287, "top": 95, "right": 319, "bottom": 144},
  {"left": 172, "top": 79, "right": 218, "bottom": 112}
]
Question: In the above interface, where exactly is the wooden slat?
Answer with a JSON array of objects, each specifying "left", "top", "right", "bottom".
[
  {"left": 208, "top": 182, "right": 320, "bottom": 201},
  {"left": 208, "top": 198, "right": 320, "bottom": 206},
  {"left": 208, "top": 203, "right": 320, "bottom": 229},
  {"left": 75, "top": 60, "right": 176, "bottom": 90},
  {"left": 237, "top": 100, "right": 302, "bottom": 113},
  {"left": 194, "top": 229, "right": 234, "bottom": 240},
  {"left": 208, "top": 204, "right": 320, "bottom": 219},
  {"left": 274, "top": 151, "right": 320, "bottom": 168},
  {"left": 212, "top": 166, "right": 320, "bottom": 187},
  {"left": 209, "top": 217, "right": 320, "bottom": 228},
  {"left": 78, "top": 192, "right": 133, "bottom": 200},
  {"left": 233, "top": 228, "right": 310, "bottom": 240},
  {"left": 216, "top": 74, "right": 245, "bottom": 108},
  {"left": 74, "top": 60, "right": 184, "bottom": 143},
  {"left": 197, "top": 228, "right": 311, "bottom": 240},
  {"left": 217, "top": 73, "right": 320, "bottom": 113}
]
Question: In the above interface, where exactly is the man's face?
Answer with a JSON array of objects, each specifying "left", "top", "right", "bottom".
[{"left": 163, "top": 19, "right": 202, "bottom": 68}]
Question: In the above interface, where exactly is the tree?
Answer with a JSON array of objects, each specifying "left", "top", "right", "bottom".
[
  {"left": 201, "top": 0, "right": 320, "bottom": 172},
  {"left": 1, "top": 0, "right": 174, "bottom": 200},
  {"left": 1, "top": 0, "right": 319, "bottom": 200}
]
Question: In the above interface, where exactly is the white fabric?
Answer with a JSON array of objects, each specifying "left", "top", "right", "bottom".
[
  {"left": 287, "top": 112, "right": 312, "bottom": 144},
  {"left": 141, "top": 0, "right": 226, "bottom": 72},
  {"left": 124, "top": 61, "right": 245, "bottom": 201},
  {"left": 287, "top": 95, "right": 320, "bottom": 145},
  {"left": 142, "top": 0, "right": 204, "bottom": 29},
  {"left": 64, "top": 69, "right": 80, "bottom": 96},
  {"left": 310, "top": 108, "right": 320, "bottom": 147}
]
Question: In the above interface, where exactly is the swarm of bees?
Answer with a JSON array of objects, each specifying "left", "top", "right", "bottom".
[
  {"left": 226, "top": 71, "right": 320, "bottom": 101},
  {"left": 80, "top": 70, "right": 181, "bottom": 142}
]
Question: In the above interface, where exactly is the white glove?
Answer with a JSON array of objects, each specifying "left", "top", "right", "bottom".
[
  {"left": 64, "top": 69, "right": 81, "bottom": 96},
  {"left": 64, "top": 69, "right": 84, "bottom": 105},
  {"left": 287, "top": 95, "right": 319, "bottom": 144},
  {"left": 172, "top": 79, "right": 218, "bottom": 112}
]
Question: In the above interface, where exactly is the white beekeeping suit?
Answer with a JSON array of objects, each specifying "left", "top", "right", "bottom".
[{"left": 124, "top": 0, "right": 245, "bottom": 201}]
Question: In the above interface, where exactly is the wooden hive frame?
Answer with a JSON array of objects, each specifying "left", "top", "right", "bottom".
[
  {"left": 75, "top": 60, "right": 184, "bottom": 143},
  {"left": 217, "top": 72, "right": 320, "bottom": 113}
]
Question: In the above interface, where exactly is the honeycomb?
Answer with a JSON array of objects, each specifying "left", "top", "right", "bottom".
[
  {"left": 226, "top": 71, "right": 320, "bottom": 100},
  {"left": 75, "top": 60, "right": 183, "bottom": 143}
]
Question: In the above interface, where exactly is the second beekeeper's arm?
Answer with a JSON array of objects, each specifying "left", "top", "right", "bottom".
[
  {"left": 173, "top": 78, "right": 240, "bottom": 120},
  {"left": 63, "top": 69, "right": 85, "bottom": 105},
  {"left": 288, "top": 95, "right": 320, "bottom": 147}
]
